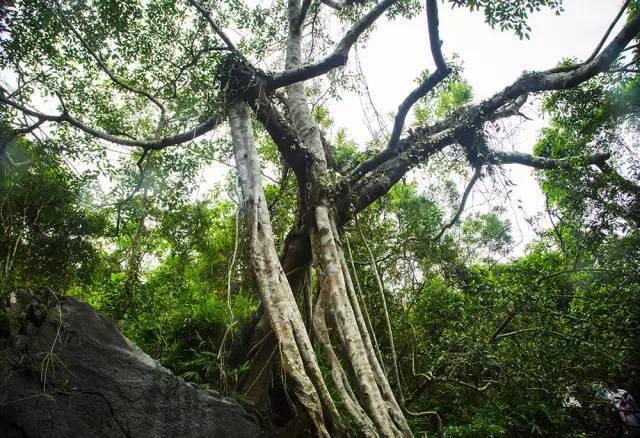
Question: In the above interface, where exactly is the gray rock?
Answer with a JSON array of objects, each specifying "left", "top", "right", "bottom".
[{"left": 0, "top": 295, "right": 270, "bottom": 438}]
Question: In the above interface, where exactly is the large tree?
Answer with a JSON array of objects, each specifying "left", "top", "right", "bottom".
[{"left": 1, "top": 0, "right": 639, "bottom": 435}]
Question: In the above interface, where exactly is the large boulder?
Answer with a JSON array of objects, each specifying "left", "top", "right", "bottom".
[{"left": 0, "top": 289, "right": 270, "bottom": 438}]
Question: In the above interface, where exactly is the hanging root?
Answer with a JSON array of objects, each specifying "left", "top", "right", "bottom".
[
  {"left": 229, "top": 100, "right": 341, "bottom": 437},
  {"left": 311, "top": 205, "right": 412, "bottom": 437}
]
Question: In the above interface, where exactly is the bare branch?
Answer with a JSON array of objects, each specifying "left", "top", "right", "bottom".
[
  {"left": 0, "top": 94, "right": 221, "bottom": 150},
  {"left": 493, "top": 327, "right": 541, "bottom": 341},
  {"left": 478, "top": 11, "right": 640, "bottom": 115},
  {"left": 433, "top": 167, "right": 482, "bottom": 240},
  {"left": 269, "top": 0, "right": 401, "bottom": 89},
  {"left": 349, "top": 0, "right": 450, "bottom": 180},
  {"left": 296, "top": 0, "right": 314, "bottom": 29},
  {"left": 404, "top": 408, "right": 443, "bottom": 434},
  {"left": 488, "top": 150, "right": 610, "bottom": 170},
  {"left": 425, "top": 0, "right": 447, "bottom": 73},
  {"left": 548, "top": 0, "right": 632, "bottom": 74},
  {"left": 490, "top": 308, "right": 517, "bottom": 342}
]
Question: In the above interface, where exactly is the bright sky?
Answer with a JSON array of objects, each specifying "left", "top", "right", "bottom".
[{"left": 326, "top": 0, "right": 625, "bottom": 253}]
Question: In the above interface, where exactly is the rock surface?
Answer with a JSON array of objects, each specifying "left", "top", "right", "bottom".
[{"left": 0, "top": 289, "right": 270, "bottom": 438}]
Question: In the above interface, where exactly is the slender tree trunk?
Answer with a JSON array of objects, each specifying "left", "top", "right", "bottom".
[
  {"left": 228, "top": 99, "right": 341, "bottom": 437},
  {"left": 122, "top": 191, "right": 149, "bottom": 316}
]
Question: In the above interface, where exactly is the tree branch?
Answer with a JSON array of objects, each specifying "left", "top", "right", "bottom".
[
  {"left": 186, "top": 0, "right": 249, "bottom": 65},
  {"left": 0, "top": 94, "right": 221, "bottom": 150},
  {"left": 319, "top": 0, "right": 360, "bottom": 10},
  {"left": 597, "top": 161, "right": 640, "bottom": 196},
  {"left": 490, "top": 308, "right": 518, "bottom": 342},
  {"left": 493, "top": 327, "right": 541, "bottom": 341},
  {"left": 547, "top": 0, "right": 632, "bottom": 74},
  {"left": 349, "top": 0, "right": 450, "bottom": 180},
  {"left": 54, "top": 2, "right": 167, "bottom": 123},
  {"left": 269, "top": 0, "right": 401, "bottom": 89},
  {"left": 338, "top": 15, "right": 640, "bottom": 221},
  {"left": 433, "top": 166, "right": 482, "bottom": 240},
  {"left": 296, "top": 0, "right": 314, "bottom": 29},
  {"left": 477, "top": 11, "right": 640, "bottom": 116},
  {"left": 337, "top": 126, "right": 456, "bottom": 224},
  {"left": 485, "top": 94, "right": 529, "bottom": 122},
  {"left": 0, "top": 119, "right": 45, "bottom": 157},
  {"left": 488, "top": 150, "right": 610, "bottom": 170}
]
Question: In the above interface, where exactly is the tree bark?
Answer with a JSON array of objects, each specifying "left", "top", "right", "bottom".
[{"left": 228, "top": 99, "right": 340, "bottom": 437}]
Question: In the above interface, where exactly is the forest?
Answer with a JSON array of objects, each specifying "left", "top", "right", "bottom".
[{"left": 1, "top": 0, "right": 640, "bottom": 436}]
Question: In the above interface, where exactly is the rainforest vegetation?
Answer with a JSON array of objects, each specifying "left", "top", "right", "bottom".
[{"left": 1, "top": 0, "right": 640, "bottom": 436}]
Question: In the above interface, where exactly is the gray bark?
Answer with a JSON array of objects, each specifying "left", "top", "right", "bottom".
[{"left": 228, "top": 100, "right": 339, "bottom": 437}]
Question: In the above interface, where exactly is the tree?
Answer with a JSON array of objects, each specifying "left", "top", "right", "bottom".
[
  {"left": 0, "top": 124, "right": 108, "bottom": 292},
  {"left": 1, "top": 0, "right": 639, "bottom": 435}
]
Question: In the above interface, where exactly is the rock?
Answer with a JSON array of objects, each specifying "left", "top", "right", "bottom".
[{"left": 0, "top": 294, "right": 270, "bottom": 438}]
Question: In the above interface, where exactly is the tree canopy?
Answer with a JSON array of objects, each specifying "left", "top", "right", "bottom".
[{"left": 1, "top": 0, "right": 639, "bottom": 436}]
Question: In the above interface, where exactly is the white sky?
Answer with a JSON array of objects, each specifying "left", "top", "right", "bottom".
[{"left": 325, "top": 0, "right": 625, "bottom": 253}]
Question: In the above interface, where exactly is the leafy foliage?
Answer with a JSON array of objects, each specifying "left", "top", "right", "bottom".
[{"left": 1, "top": 0, "right": 639, "bottom": 436}]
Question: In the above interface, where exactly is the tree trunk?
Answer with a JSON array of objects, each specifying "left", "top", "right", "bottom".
[
  {"left": 228, "top": 100, "right": 340, "bottom": 437},
  {"left": 228, "top": 2, "right": 413, "bottom": 435}
]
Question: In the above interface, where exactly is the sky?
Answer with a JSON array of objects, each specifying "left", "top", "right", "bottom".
[{"left": 324, "top": 0, "right": 625, "bottom": 253}]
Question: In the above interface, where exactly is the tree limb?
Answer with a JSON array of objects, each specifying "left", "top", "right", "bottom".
[
  {"left": 269, "top": 0, "right": 401, "bottom": 89},
  {"left": 547, "top": 0, "right": 632, "bottom": 74},
  {"left": 186, "top": 0, "right": 249, "bottom": 65},
  {"left": 477, "top": 11, "right": 640, "bottom": 116},
  {"left": 339, "top": 12, "right": 640, "bottom": 220},
  {"left": 488, "top": 150, "right": 610, "bottom": 170},
  {"left": 0, "top": 94, "right": 221, "bottom": 150},
  {"left": 349, "top": 0, "right": 450, "bottom": 180},
  {"left": 433, "top": 166, "right": 482, "bottom": 240},
  {"left": 296, "top": 0, "right": 314, "bottom": 29},
  {"left": 485, "top": 94, "right": 529, "bottom": 122}
]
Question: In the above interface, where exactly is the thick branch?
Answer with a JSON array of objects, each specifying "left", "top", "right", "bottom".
[
  {"left": 478, "top": 11, "right": 640, "bottom": 116},
  {"left": 269, "top": 0, "right": 401, "bottom": 89},
  {"left": 245, "top": 93, "right": 311, "bottom": 185},
  {"left": 339, "top": 14, "right": 640, "bottom": 219},
  {"left": 296, "top": 0, "right": 313, "bottom": 29},
  {"left": 548, "top": 0, "right": 632, "bottom": 74},
  {"left": 488, "top": 150, "right": 610, "bottom": 170},
  {"left": 337, "top": 127, "right": 456, "bottom": 224}
]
